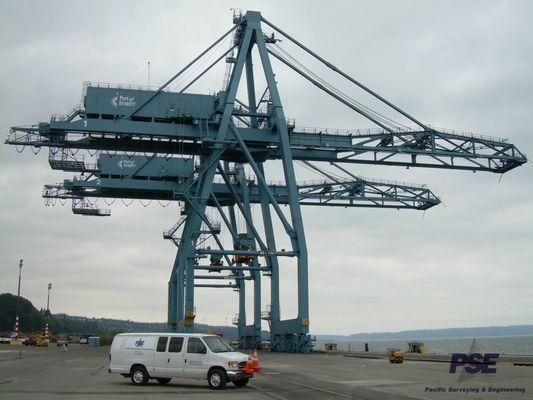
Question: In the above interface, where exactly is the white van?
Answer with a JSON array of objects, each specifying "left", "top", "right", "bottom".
[{"left": 109, "top": 333, "right": 252, "bottom": 389}]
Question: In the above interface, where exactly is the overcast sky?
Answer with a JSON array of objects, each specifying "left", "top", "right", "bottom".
[{"left": 1, "top": 0, "right": 532, "bottom": 335}]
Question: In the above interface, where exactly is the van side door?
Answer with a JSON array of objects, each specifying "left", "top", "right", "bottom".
[
  {"left": 152, "top": 336, "right": 169, "bottom": 377},
  {"left": 166, "top": 336, "right": 185, "bottom": 377},
  {"left": 183, "top": 337, "right": 209, "bottom": 379}
]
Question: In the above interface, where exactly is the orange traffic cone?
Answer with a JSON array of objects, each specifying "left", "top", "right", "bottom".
[
  {"left": 243, "top": 353, "right": 254, "bottom": 374},
  {"left": 251, "top": 349, "right": 261, "bottom": 373}
]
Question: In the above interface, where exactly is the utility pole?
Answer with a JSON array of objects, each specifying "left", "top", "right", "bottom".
[{"left": 13, "top": 259, "right": 23, "bottom": 339}]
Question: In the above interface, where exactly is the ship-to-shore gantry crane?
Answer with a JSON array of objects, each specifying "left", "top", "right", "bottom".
[{"left": 5, "top": 10, "right": 526, "bottom": 352}]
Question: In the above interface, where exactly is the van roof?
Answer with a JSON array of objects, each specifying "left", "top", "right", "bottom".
[{"left": 115, "top": 333, "right": 216, "bottom": 337}]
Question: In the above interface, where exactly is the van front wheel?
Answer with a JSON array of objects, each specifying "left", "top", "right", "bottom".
[
  {"left": 130, "top": 366, "right": 149, "bottom": 386},
  {"left": 208, "top": 368, "right": 227, "bottom": 390}
]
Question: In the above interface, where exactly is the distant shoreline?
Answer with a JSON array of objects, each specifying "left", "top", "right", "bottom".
[
  {"left": 313, "top": 325, "right": 533, "bottom": 341},
  {"left": 314, "top": 334, "right": 533, "bottom": 342}
]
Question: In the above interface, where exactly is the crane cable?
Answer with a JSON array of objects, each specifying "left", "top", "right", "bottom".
[
  {"left": 170, "top": 35, "right": 231, "bottom": 92},
  {"left": 296, "top": 160, "right": 346, "bottom": 183},
  {"left": 268, "top": 43, "right": 410, "bottom": 131},
  {"left": 269, "top": 43, "right": 407, "bottom": 130},
  {"left": 268, "top": 44, "right": 398, "bottom": 129}
]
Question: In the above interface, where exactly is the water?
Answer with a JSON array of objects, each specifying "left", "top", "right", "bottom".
[{"left": 314, "top": 335, "right": 533, "bottom": 355}]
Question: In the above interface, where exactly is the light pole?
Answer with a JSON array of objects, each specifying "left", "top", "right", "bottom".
[
  {"left": 13, "top": 259, "right": 23, "bottom": 339},
  {"left": 46, "top": 283, "right": 52, "bottom": 313},
  {"left": 45, "top": 283, "right": 52, "bottom": 341}
]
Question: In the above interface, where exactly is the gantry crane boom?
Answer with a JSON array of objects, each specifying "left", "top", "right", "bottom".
[
  {"left": 41, "top": 162, "right": 439, "bottom": 211},
  {"left": 7, "top": 119, "right": 525, "bottom": 173}
]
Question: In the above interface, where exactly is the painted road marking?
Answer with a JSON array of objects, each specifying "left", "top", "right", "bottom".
[
  {"left": 249, "top": 383, "right": 290, "bottom": 400},
  {"left": 334, "top": 379, "right": 412, "bottom": 386},
  {"left": 91, "top": 364, "right": 105, "bottom": 375},
  {"left": 263, "top": 374, "right": 363, "bottom": 399}
]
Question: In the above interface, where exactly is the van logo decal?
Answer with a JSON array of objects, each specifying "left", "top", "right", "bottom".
[{"left": 135, "top": 339, "right": 145, "bottom": 347}]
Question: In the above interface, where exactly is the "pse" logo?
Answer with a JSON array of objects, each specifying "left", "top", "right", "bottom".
[{"left": 449, "top": 353, "right": 499, "bottom": 374}]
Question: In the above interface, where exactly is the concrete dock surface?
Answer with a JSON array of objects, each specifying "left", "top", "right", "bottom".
[
  {"left": 342, "top": 351, "right": 533, "bottom": 366},
  {"left": 0, "top": 344, "right": 531, "bottom": 399}
]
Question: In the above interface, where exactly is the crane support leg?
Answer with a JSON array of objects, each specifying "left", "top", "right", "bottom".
[
  {"left": 257, "top": 162, "right": 282, "bottom": 349},
  {"left": 168, "top": 243, "right": 185, "bottom": 332},
  {"left": 226, "top": 195, "right": 249, "bottom": 346},
  {"left": 169, "top": 24, "right": 255, "bottom": 333},
  {"left": 237, "top": 165, "right": 262, "bottom": 349},
  {"left": 223, "top": 12, "right": 312, "bottom": 352}
]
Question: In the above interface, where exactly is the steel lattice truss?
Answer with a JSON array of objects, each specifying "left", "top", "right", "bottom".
[{"left": 5, "top": 10, "right": 526, "bottom": 352}]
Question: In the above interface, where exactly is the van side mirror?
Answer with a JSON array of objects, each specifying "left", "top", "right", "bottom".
[{"left": 201, "top": 347, "right": 207, "bottom": 354}]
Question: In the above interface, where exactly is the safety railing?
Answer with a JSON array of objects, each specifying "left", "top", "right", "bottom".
[
  {"left": 291, "top": 125, "right": 414, "bottom": 137},
  {"left": 72, "top": 175, "right": 94, "bottom": 182},
  {"left": 429, "top": 125, "right": 508, "bottom": 143},
  {"left": 72, "top": 198, "right": 110, "bottom": 216},
  {"left": 202, "top": 219, "right": 221, "bottom": 233},
  {"left": 83, "top": 81, "right": 173, "bottom": 93},
  {"left": 5, "top": 128, "right": 49, "bottom": 146},
  {"left": 261, "top": 304, "right": 271, "bottom": 320},
  {"left": 42, "top": 184, "right": 76, "bottom": 199},
  {"left": 163, "top": 216, "right": 187, "bottom": 239},
  {"left": 296, "top": 176, "right": 428, "bottom": 189},
  {"left": 51, "top": 104, "right": 83, "bottom": 122},
  {"left": 291, "top": 124, "right": 509, "bottom": 143}
]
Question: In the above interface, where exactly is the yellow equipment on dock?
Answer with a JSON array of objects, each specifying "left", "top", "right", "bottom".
[
  {"left": 388, "top": 348, "right": 405, "bottom": 363},
  {"left": 407, "top": 342, "right": 427, "bottom": 354}
]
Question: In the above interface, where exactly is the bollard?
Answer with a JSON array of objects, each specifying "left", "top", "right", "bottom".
[{"left": 365, "top": 342, "right": 369, "bottom": 352}]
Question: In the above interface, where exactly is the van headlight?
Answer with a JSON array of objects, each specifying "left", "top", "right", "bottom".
[{"left": 227, "top": 361, "right": 239, "bottom": 368}]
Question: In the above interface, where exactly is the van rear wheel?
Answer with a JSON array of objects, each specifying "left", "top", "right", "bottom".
[
  {"left": 156, "top": 378, "right": 171, "bottom": 385},
  {"left": 130, "top": 366, "right": 149, "bottom": 386},
  {"left": 208, "top": 368, "right": 227, "bottom": 390}
]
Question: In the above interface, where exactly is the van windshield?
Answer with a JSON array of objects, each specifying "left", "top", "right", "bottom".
[{"left": 203, "top": 336, "right": 233, "bottom": 353}]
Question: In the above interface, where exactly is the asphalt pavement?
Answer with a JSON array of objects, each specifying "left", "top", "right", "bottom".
[{"left": 0, "top": 344, "right": 531, "bottom": 399}]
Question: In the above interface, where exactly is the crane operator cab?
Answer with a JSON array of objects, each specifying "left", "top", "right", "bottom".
[{"left": 232, "top": 234, "right": 256, "bottom": 265}]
